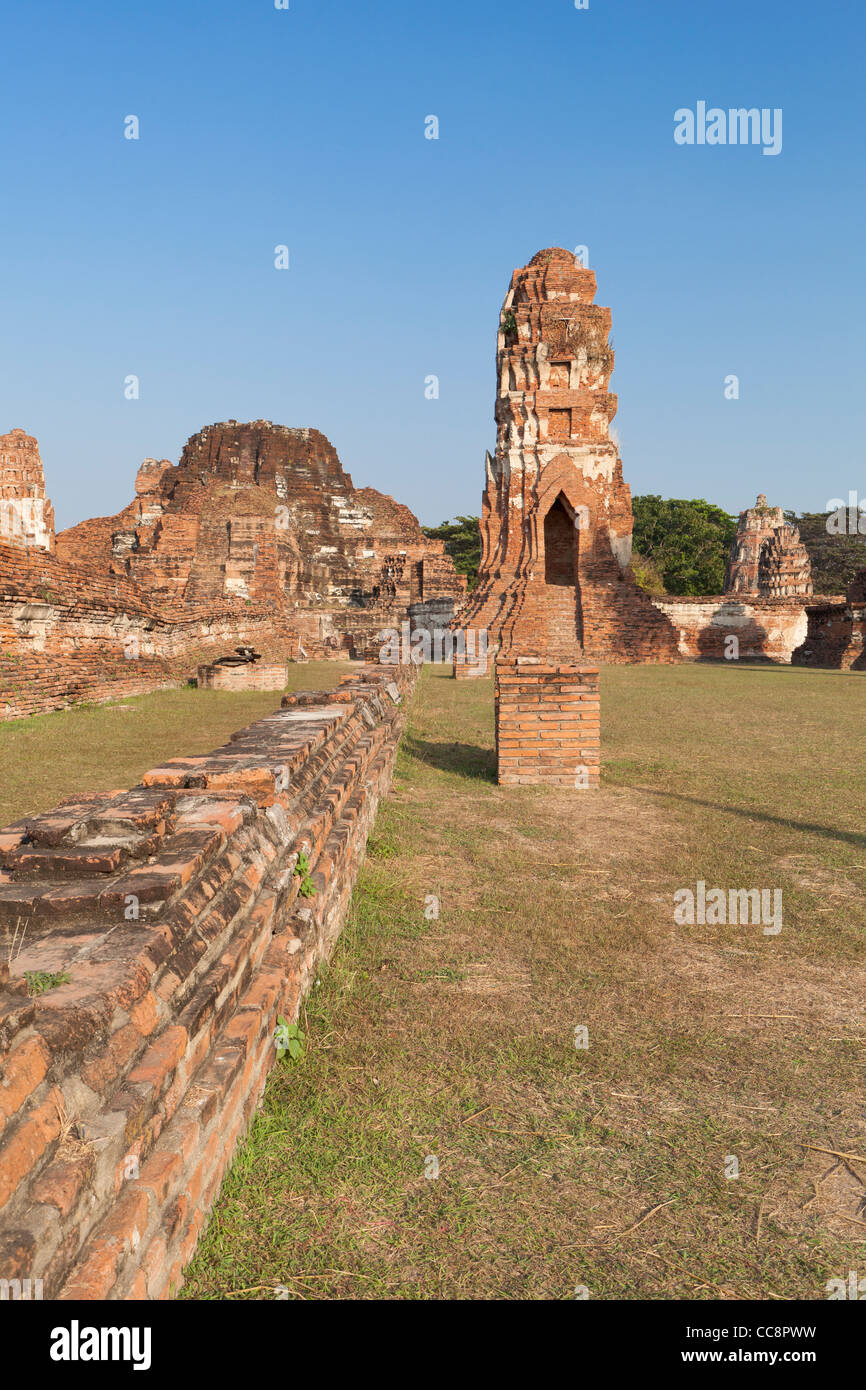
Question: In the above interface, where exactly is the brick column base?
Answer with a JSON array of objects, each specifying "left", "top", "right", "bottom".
[
  {"left": 452, "top": 641, "right": 496, "bottom": 679},
  {"left": 495, "top": 657, "right": 600, "bottom": 787}
]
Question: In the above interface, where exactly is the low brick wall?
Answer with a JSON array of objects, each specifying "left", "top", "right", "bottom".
[
  {"left": 197, "top": 661, "right": 289, "bottom": 692},
  {"left": 650, "top": 595, "right": 809, "bottom": 663},
  {"left": 0, "top": 539, "right": 299, "bottom": 720},
  {"left": 0, "top": 664, "right": 414, "bottom": 1299},
  {"left": 495, "top": 657, "right": 600, "bottom": 787},
  {"left": 453, "top": 642, "right": 496, "bottom": 679},
  {"left": 792, "top": 574, "right": 866, "bottom": 670}
]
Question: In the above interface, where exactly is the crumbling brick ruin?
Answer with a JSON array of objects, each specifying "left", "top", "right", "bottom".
[
  {"left": 793, "top": 569, "right": 866, "bottom": 669},
  {"left": 457, "top": 249, "right": 679, "bottom": 667},
  {"left": 1, "top": 421, "right": 464, "bottom": 718},
  {"left": 652, "top": 595, "right": 810, "bottom": 663},
  {"left": 0, "top": 663, "right": 414, "bottom": 1299},
  {"left": 56, "top": 421, "right": 464, "bottom": 658},
  {"left": 196, "top": 648, "right": 290, "bottom": 692},
  {"left": 0, "top": 429, "right": 55, "bottom": 553},
  {"left": 454, "top": 253, "right": 852, "bottom": 675},
  {"left": 725, "top": 495, "right": 813, "bottom": 597}
]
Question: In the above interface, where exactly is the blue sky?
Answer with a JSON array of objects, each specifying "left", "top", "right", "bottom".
[{"left": 1, "top": 0, "right": 863, "bottom": 532}]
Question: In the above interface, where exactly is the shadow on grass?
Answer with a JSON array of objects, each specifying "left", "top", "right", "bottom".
[
  {"left": 641, "top": 787, "right": 866, "bottom": 850},
  {"left": 404, "top": 734, "right": 496, "bottom": 783}
]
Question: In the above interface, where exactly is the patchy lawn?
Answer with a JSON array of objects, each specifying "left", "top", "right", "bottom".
[
  {"left": 175, "top": 661, "right": 863, "bottom": 1299},
  {"left": 0, "top": 662, "right": 355, "bottom": 826}
]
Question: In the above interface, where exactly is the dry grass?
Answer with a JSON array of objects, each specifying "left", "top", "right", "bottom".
[
  {"left": 171, "top": 661, "right": 864, "bottom": 1298},
  {"left": 0, "top": 661, "right": 355, "bottom": 826}
]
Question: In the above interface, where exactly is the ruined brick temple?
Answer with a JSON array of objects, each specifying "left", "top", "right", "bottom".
[
  {"left": 0, "top": 429, "right": 55, "bottom": 553},
  {"left": 0, "top": 260, "right": 862, "bottom": 1301},
  {"left": 0, "top": 421, "right": 464, "bottom": 718},
  {"left": 458, "top": 250, "right": 856, "bottom": 674},
  {"left": 725, "top": 495, "right": 813, "bottom": 598},
  {"left": 457, "top": 248, "right": 679, "bottom": 665}
]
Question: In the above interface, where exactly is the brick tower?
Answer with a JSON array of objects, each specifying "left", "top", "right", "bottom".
[
  {"left": 458, "top": 249, "right": 677, "bottom": 663},
  {"left": 725, "top": 495, "right": 813, "bottom": 597},
  {"left": 0, "top": 428, "right": 55, "bottom": 551}
]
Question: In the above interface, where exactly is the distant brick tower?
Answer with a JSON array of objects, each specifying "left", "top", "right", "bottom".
[
  {"left": 725, "top": 495, "right": 813, "bottom": 597},
  {"left": 0, "top": 428, "right": 55, "bottom": 551},
  {"left": 458, "top": 248, "right": 677, "bottom": 662}
]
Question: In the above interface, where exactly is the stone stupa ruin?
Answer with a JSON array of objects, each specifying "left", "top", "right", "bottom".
[{"left": 456, "top": 248, "right": 679, "bottom": 665}]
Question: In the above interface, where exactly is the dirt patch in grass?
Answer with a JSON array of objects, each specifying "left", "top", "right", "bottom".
[{"left": 182, "top": 663, "right": 866, "bottom": 1300}]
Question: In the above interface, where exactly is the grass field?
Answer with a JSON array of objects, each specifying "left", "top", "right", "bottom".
[
  {"left": 178, "top": 661, "right": 866, "bottom": 1301},
  {"left": 0, "top": 662, "right": 355, "bottom": 826}
]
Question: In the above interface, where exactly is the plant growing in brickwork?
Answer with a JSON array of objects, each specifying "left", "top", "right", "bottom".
[
  {"left": 25, "top": 969, "right": 71, "bottom": 996},
  {"left": 294, "top": 850, "right": 316, "bottom": 898},
  {"left": 273, "top": 1016, "right": 306, "bottom": 1062}
]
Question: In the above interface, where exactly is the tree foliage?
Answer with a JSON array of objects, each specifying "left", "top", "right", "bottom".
[
  {"left": 629, "top": 549, "right": 668, "bottom": 597},
  {"left": 631, "top": 496, "right": 737, "bottom": 596},
  {"left": 787, "top": 512, "right": 866, "bottom": 595}
]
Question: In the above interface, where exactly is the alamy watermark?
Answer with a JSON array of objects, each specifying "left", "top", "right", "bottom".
[
  {"left": 825, "top": 491, "right": 866, "bottom": 535},
  {"left": 674, "top": 881, "right": 782, "bottom": 935},
  {"left": 0, "top": 1277, "right": 43, "bottom": 1300},
  {"left": 827, "top": 1270, "right": 866, "bottom": 1300},
  {"left": 378, "top": 622, "right": 488, "bottom": 675},
  {"left": 674, "top": 103, "right": 782, "bottom": 157}
]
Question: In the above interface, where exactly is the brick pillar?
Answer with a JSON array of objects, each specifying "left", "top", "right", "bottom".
[{"left": 495, "top": 657, "right": 600, "bottom": 787}]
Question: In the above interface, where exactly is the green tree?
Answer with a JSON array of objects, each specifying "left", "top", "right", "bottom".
[
  {"left": 787, "top": 511, "right": 866, "bottom": 595},
  {"left": 631, "top": 496, "right": 737, "bottom": 596},
  {"left": 422, "top": 516, "right": 482, "bottom": 589}
]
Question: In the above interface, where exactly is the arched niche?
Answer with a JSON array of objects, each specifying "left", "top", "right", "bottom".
[{"left": 544, "top": 493, "right": 575, "bottom": 585}]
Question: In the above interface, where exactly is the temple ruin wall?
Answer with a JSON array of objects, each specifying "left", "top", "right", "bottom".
[{"left": 0, "top": 664, "right": 413, "bottom": 1299}]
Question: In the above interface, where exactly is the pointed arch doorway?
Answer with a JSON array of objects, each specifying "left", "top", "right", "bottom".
[{"left": 542, "top": 491, "right": 584, "bottom": 648}]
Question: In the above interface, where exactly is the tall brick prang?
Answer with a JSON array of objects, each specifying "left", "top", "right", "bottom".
[
  {"left": 725, "top": 494, "right": 813, "bottom": 597},
  {"left": 0, "top": 429, "right": 55, "bottom": 552},
  {"left": 457, "top": 250, "right": 678, "bottom": 665},
  {"left": 495, "top": 657, "right": 600, "bottom": 787}
]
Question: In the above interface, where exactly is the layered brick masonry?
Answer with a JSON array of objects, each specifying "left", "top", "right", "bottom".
[
  {"left": 495, "top": 658, "right": 600, "bottom": 787},
  {"left": 724, "top": 494, "right": 813, "bottom": 597},
  {"left": 793, "top": 569, "right": 866, "bottom": 670},
  {"left": 0, "top": 538, "right": 297, "bottom": 721},
  {"left": 1, "top": 420, "right": 465, "bottom": 718},
  {"left": 0, "top": 430, "right": 55, "bottom": 553},
  {"left": 55, "top": 420, "right": 465, "bottom": 657},
  {"left": 196, "top": 649, "right": 290, "bottom": 692},
  {"left": 0, "top": 663, "right": 414, "bottom": 1299},
  {"left": 651, "top": 595, "right": 809, "bottom": 663},
  {"left": 457, "top": 249, "right": 680, "bottom": 666}
]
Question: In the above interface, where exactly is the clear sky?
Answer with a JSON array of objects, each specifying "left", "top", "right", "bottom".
[{"left": 1, "top": 0, "right": 863, "bottom": 532}]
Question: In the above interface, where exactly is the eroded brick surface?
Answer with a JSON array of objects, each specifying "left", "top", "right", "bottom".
[
  {"left": 0, "top": 420, "right": 463, "bottom": 718},
  {"left": 0, "top": 663, "right": 415, "bottom": 1299},
  {"left": 0, "top": 429, "right": 54, "bottom": 552},
  {"left": 456, "top": 249, "right": 680, "bottom": 666},
  {"left": 793, "top": 569, "right": 866, "bottom": 669},
  {"left": 725, "top": 494, "right": 813, "bottom": 597}
]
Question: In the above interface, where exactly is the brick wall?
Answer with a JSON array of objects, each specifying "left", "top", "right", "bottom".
[
  {"left": 196, "top": 662, "right": 290, "bottom": 692},
  {"left": 0, "top": 540, "right": 299, "bottom": 720},
  {"left": 651, "top": 595, "right": 810, "bottom": 663},
  {"left": 0, "top": 664, "right": 415, "bottom": 1299},
  {"left": 495, "top": 657, "right": 600, "bottom": 787},
  {"left": 792, "top": 571, "right": 866, "bottom": 669}
]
